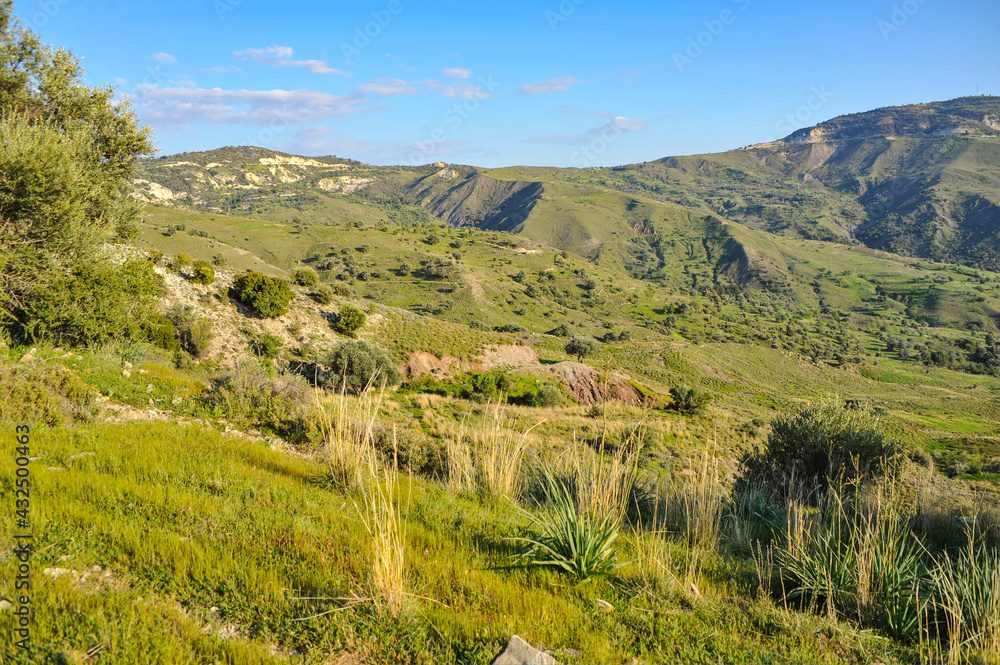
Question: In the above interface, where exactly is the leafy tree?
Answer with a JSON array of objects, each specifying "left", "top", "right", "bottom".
[
  {"left": 740, "top": 398, "right": 903, "bottom": 500},
  {"left": 312, "top": 284, "right": 335, "bottom": 305},
  {"left": 292, "top": 266, "right": 318, "bottom": 287},
  {"left": 0, "top": 3, "right": 154, "bottom": 342},
  {"left": 565, "top": 335, "right": 601, "bottom": 362},
  {"left": 335, "top": 303, "right": 366, "bottom": 337},
  {"left": 250, "top": 333, "right": 284, "bottom": 359},
  {"left": 165, "top": 305, "right": 214, "bottom": 359},
  {"left": 233, "top": 270, "right": 295, "bottom": 318},
  {"left": 191, "top": 260, "right": 215, "bottom": 285},
  {"left": 320, "top": 340, "right": 401, "bottom": 392},
  {"left": 669, "top": 385, "right": 711, "bottom": 415}
]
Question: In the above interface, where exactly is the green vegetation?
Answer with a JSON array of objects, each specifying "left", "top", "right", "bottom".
[
  {"left": 334, "top": 303, "right": 366, "bottom": 337},
  {"left": 233, "top": 270, "right": 295, "bottom": 318},
  {"left": 292, "top": 266, "right": 319, "bottom": 287},
  {"left": 191, "top": 259, "right": 216, "bottom": 285},
  {"left": 320, "top": 340, "right": 401, "bottom": 392},
  {"left": 565, "top": 335, "right": 601, "bottom": 363}
]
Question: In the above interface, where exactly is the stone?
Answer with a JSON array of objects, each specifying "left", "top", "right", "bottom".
[
  {"left": 492, "top": 635, "right": 559, "bottom": 665},
  {"left": 0, "top": 600, "right": 12, "bottom": 611},
  {"left": 122, "top": 370, "right": 131, "bottom": 378},
  {"left": 43, "top": 568, "right": 75, "bottom": 579},
  {"left": 171, "top": 397, "right": 183, "bottom": 405},
  {"left": 18, "top": 353, "right": 34, "bottom": 363},
  {"left": 595, "top": 598, "right": 614, "bottom": 613},
  {"left": 146, "top": 384, "right": 154, "bottom": 393},
  {"left": 122, "top": 361, "right": 133, "bottom": 370}
]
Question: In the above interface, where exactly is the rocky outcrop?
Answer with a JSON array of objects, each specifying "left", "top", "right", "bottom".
[{"left": 545, "top": 362, "right": 645, "bottom": 405}]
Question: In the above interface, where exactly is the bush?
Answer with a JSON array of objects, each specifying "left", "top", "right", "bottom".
[
  {"left": 740, "top": 398, "right": 904, "bottom": 500},
  {"left": 565, "top": 335, "right": 601, "bottom": 362},
  {"left": 292, "top": 267, "right": 319, "bottom": 287},
  {"left": 211, "top": 253, "right": 227, "bottom": 266},
  {"left": 334, "top": 304, "right": 366, "bottom": 337},
  {"left": 233, "top": 270, "right": 295, "bottom": 318},
  {"left": 0, "top": 362, "right": 99, "bottom": 426},
  {"left": 250, "top": 333, "right": 284, "bottom": 359},
  {"left": 191, "top": 260, "right": 215, "bottom": 285},
  {"left": 514, "top": 468, "right": 622, "bottom": 580},
  {"left": 319, "top": 340, "right": 401, "bottom": 392},
  {"left": 14, "top": 260, "right": 163, "bottom": 347},
  {"left": 143, "top": 315, "right": 182, "bottom": 353},
  {"left": 207, "top": 359, "right": 312, "bottom": 440},
  {"left": 165, "top": 305, "right": 214, "bottom": 358},
  {"left": 669, "top": 385, "right": 711, "bottom": 415},
  {"left": 313, "top": 284, "right": 335, "bottom": 305}
]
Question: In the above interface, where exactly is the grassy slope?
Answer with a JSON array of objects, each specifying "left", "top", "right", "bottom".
[{"left": 0, "top": 420, "right": 906, "bottom": 664}]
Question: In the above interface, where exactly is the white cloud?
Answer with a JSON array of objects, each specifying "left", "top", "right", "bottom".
[
  {"left": 521, "top": 115, "right": 648, "bottom": 144},
  {"left": 234, "top": 45, "right": 350, "bottom": 77},
  {"left": 359, "top": 77, "right": 418, "bottom": 98},
  {"left": 204, "top": 65, "right": 244, "bottom": 74},
  {"left": 152, "top": 52, "right": 177, "bottom": 64},
  {"left": 519, "top": 76, "right": 580, "bottom": 95},
  {"left": 443, "top": 68, "right": 471, "bottom": 79},
  {"left": 423, "top": 79, "right": 492, "bottom": 100},
  {"left": 133, "top": 84, "right": 371, "bottom": 128}
]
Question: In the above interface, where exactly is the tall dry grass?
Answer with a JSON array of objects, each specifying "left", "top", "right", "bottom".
[
  {"left": 444, "top": 399, "right": 537, "bottom": 500},
  {"left": 314, "top": 385, "right": 407, "bottom": 615},
  {"left": 355, "top": 425, "right": 408, "bottom": 616}
]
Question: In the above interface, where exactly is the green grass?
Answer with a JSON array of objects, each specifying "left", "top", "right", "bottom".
[{"left": 0, "top": 420, "right": 913, "bottom": 664}]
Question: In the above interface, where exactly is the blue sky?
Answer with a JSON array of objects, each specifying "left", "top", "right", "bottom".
[{"left": 19, "top": 0, "right": 1000, "bottom": 167}]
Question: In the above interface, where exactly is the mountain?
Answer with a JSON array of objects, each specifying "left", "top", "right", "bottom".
[{"left": 135, "top": 96, "right": 1000, "bottom": 272}]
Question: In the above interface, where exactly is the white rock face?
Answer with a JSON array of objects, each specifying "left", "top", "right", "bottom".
[{"left": 132, "top": 179, "right": 176, "bottom": 202}]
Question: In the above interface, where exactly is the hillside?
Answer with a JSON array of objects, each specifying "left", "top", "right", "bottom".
[{"left": 135, "top": 97, "right": 1000, "bottom": 271}]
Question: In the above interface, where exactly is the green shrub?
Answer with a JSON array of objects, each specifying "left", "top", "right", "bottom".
[
  {"left": 334, "top": 304, "right": 366, "bottom": 337},
  {"left": 292, "top": 267, "right": 319, "bottom": 287},
  {"left": 669, "top": 385, "right": 711, "bottom": 416},
  {"left": 0, "top": 362, "right": 99, "bottom": 426},
  {"left": 513, "top": 468, "right": 622, "bottom": 580},
  {"left": 14, "top": 260, "right": 163, "bottom": 347},
  {"left": 332, "top": 284, "right": 352, "bottom": 297},
  {"left": 211, "top": 253, "right": 227, "bottom": 266},
  {"left": 741, "top": 398, "right": 904, "bottom": 500},
  {"left": 319, "top": 340, "right": 401, "bottom": 392},
  {"left": 191, "top": 260, "right": 215, "bottom": 284},
  {"left": 165, "top": 305, "right": 214, "bottom": 359},
  {"left": 565, "top": 335, "right": 601, "bottom": 362},
  {"left": 207, "top": 359, "right": 311, "bottom": 440},
  {"left": 143, "top": 316, "right": 182, "bottom": 353},
  {"left": 250, "top": 333, "right": 284, "bottom": 359},
  {"left": 233, "top": 270, "right": 295, "bottom": 318},
  {"left": 313, "top": 284, "right": 335, "bottom": 305}
]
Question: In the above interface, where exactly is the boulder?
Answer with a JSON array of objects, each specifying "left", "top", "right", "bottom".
[{"left": 492, "top": 635, "right": 559, "bottom": 665}]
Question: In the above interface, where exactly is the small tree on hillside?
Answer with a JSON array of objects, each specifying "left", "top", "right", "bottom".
[
  {"left": 233, "top": 270, "right": 295, "bottom": 318},
  {"left": 669, "top": 385, "right": 711, "bottom": 416},
  {"left": 565, "top": 335, "right": 601, "bottom": 362},
  {"left": 292, "top": 266, "right": 318, "bottom": 287},
  {"left": 191, "top": 260, "right": 215, "bottom": 285},
  {"left": 335, "top": 304, "right": 366, "bottom": 337},
  {"left": 320, "top": 340, "right": 401, "bottom": 392}
]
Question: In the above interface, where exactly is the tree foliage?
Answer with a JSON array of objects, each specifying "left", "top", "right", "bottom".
[
  {"left": 740, "top": 398, "right": 903, "bottom": 500},
  {"left": 319, "top": 340, "right": 401, "bottom": 392},
  {"left": 334, "top": 303, "right": 366, "bottom": 337},
  {"left": 565, "top": 335, "right": 601, "bottom": 362},
  {"left": 0, "top": 3, "right": 155, "bottom": 343},
  {"left": 232, "top": 270, "right": 295, "bottom": 318}
]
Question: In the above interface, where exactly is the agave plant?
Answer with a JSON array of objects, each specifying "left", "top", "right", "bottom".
[{"left": 512, "top": 469, "right": 623, "bottom": 581}]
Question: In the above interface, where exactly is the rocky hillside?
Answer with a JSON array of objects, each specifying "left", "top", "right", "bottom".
[{"left": 134, "top": 97, "right": 1000, "bottom": 271}]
